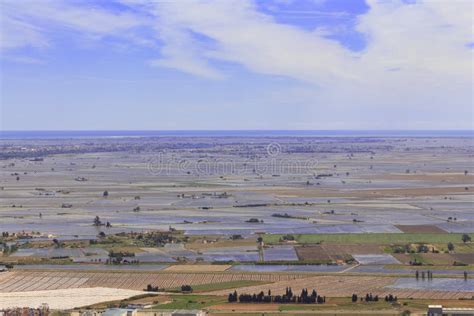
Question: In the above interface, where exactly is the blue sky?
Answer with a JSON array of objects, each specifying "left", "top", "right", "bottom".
[{"left": 0, "top": 0, "right": 472, "bottom": 130}]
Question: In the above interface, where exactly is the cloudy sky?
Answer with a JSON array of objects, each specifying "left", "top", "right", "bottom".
[{"left": 1, "top": 0, "right": 472, "bottom": 130}]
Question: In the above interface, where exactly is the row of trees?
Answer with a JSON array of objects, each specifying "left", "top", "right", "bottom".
[
  {"left": 351, "top": 293, "right": 397, "bottom": 302},
  {"left": 228, "top": 288, "right": 326, "bottom": 304},
  {"left": 144, "top": 284, "right": 192, "bottom": 293},
  {"left": 145, "top": 284, "right": 161, "bottom": 292},
  {"left": 415, "top": 270, "right": 434, "bottom": 279},
  {"left": 106, "top": 258, "right": 140, "bottom": 264},
  {"left": 415, "top": 270, "right": 469, "bottom": 280}
]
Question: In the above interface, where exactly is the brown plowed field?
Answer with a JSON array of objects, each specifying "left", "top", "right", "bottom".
[
  {"left": 395, "top": 225, "right": 447, "bottom": 233},
  {"left": 296, "top": 244, "right": 382, "bottom": 261},
  {"left": 0, "top": 271, "right": 305, "bottom": 293},
  {"left": 452, "top": 254, "right": 474, "bottom": 264}
]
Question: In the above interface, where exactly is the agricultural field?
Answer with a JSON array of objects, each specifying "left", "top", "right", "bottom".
[
  {"left": 0, "top": 270, "right": 303, "bottom": 293},
  {"left": 0, "top": 135, "right": 473, "bottom": 310},
  {"left": 0, "top": 287, "right": 146, "bottom": 309},
  {"left": 395, "top": 225, "right": 448, "bottom": 234},
  {"left": 0, "top": 269, "right": 472, "bottom": 309},
  {"left": 263, "top": 233, "right": 472, "bottom": 244},
  {"left": 206, "top": 275, "right": 474, "bottom": 300}
]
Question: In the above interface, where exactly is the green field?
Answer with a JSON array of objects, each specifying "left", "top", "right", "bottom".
[
  {"left": 168, "top": 280, "right": 267, "bottom": 293},
  {"left": 154, "top": 294, "right": 226, "bottom": 309},
  {"left": 263, "top": 233, "right": 472, "bottom": 244}
]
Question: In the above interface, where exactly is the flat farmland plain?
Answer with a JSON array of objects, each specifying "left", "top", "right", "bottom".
[
  {"left": 207, "top": 275, "right": 474, "bottom": 300},
  {"left": 1, "top": 270, "right": 472, "bottom": 301},
  {"left": 1, "top": 136, "right": 473, "bottom": 239},
  {"left": 1, "top": 135, "right": 473, "bottom": 310},
  {"left": 0, "top": 271, "right": 304, "bottom": 292},
  {"left": 0, "top": 287, "right": 145, "bottom": 309}
]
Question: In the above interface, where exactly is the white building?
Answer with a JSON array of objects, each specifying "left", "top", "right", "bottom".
[{"left": 428, "top": 305, "right": 474, "bottom": 316}]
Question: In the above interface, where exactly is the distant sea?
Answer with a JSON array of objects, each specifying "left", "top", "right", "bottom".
[{"left": 0, "top": 130, "right": 473, "bottom": 139}]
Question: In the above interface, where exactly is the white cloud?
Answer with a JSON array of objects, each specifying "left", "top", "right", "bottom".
[
  {"left": 0, "top": 0, "right": 472, "bottom": 128},
  {"left": 148, "top": 13, "right": 224, "bottom": 79},
  {"left": 148, "top": 0, "right": 358, "bottom": 86},
  {"left": 0, "top": 13, "right": 49, "bottom": 50},
  {"left": 142, "top": 0, "right": 472, "bottom": 128},
  {"left": 0, "top": 0, "right": 146, "bottom": 50},
  {"left": 146, "top": 0, "right": 472, "bottom": 82}
]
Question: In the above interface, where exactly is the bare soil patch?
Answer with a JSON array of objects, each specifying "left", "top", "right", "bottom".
[
  {"left": 452, "top": 254, "right": 474, "bottom": 264},
  {"left": 295, "top": 245, "right": 333, "bottom": 261},
  {"left": 396, "top": 225, "right": 447, "bottom": 234},
  {"left": 296, "top": 243, "right": 383, "bottom": 261}
]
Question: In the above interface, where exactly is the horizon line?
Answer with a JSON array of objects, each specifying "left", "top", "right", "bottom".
[{"left": 1, "top": 129, "right": 473, "bottom": 132}]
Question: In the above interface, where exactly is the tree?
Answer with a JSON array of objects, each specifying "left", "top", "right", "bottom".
[
  {"left": 462, "top": 234, "right": 471, "bottom": 243},
  {"left": 52, "top": 239, "right": 61, "bottom": 248},
  {"left": 447, "top": 242, "right": 455, "bottom": 252},
  {"left": 93, "top": 216, "right": 102, "bottom": 226},
  {"left": 351, "top": 294, "right": 358, "bottom": 302}
]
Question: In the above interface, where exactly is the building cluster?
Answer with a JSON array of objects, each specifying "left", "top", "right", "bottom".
[
  {"left": 69, "top": 307, "right": 206, "bottom": 316},
  {"left": 0, "top": 306, "right": 206, "bottom": 316},
  {"left": 0, "top": 305, "right": 49, "bottom": 316},
  {"left": 427, "top": 305, "right": 474, "bottom": 316}
]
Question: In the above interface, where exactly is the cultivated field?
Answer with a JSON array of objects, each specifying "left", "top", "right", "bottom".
[
  {"left": 1, "top": 135, "right": 473, "bottom": 309},
  {"left": 0, "top": 271, "right": 301, "bottom": 292},
  {"left": 207, "top": 275, "right": 474, "bottom": 300},
  {"left": 395, "top": 225, "right": 448, "bottom": 234},
  {"left": 0, "top": 287, "right": 145, "bottom": 309}
]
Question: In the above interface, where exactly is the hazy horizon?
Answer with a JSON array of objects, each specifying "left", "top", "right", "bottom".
[{"left": 1, "top": 129, "right": 473, "bottom": 140}]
